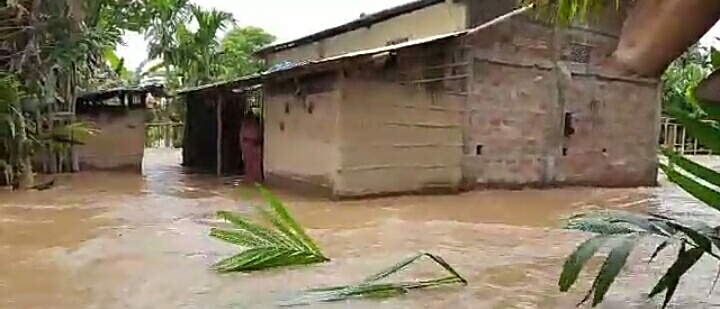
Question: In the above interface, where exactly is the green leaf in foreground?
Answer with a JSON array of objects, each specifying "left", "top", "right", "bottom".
[
  {"left": 559, "top": 235, "right": 611, "bottom": 292},
  {"left": 660, "top": 162, "right": 720, "bottom": 213},
  {"left": 666, "top": 108, "right": 720, "bottom": 154},
  {"left": 278, "top": 252, "right": 467, "bottom": 307},
  {"left": 559, "top": 234, "right": 638, "bottom": 307},
  {"left": 560, "top": 209, "right": 720, "bottom": 307},
  {"left": 586, "top": 236, "right": 638, "bottom": 306},
  {"left": 662, "top": 148, "right": 720, "bottom": 188},
  {"left": 649, "top": 243, "right": 705, "bottom": 308},
  {"left": 210, "top": 187, "right": 329, "bottom": 272}
]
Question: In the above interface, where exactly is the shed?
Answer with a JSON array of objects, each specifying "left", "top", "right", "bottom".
[
  {"left": 73, "top": 83, "right": 167, "bottom": 172},
  {"left": 260, "top": 6, "right": 661, "bottom": 199},
  {"left": 176, "top": 76, "right": 262, "bottom": 176}
]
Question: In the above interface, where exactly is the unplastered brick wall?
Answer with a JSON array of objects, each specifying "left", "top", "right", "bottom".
[
  {"left": 462, "top": 12, "right": 660, "bottom": 188},
  {"left": 558, "top": 75, "right": 659, "bottom": 186},
  {"left": 464, "top": 61, "right": 553, "bottom": 186}
]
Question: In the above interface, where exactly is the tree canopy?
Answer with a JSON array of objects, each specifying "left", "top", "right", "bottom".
[{"left": 220, "top": 26, "right": 276, "bottom": 79}]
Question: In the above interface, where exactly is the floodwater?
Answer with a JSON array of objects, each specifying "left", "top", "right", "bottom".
[{"left": 2, "top": 149, "right": 720, "bottom": 309}]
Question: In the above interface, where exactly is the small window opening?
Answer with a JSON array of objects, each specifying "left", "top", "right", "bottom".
[
  {"left": 279, "top": 122, "right": 285, "bottom": 131},
  {"left": 307, "top": 102, "right": 314, "bottom": 114},
  {"left": 602, "top": 148, "right": 607, "bottom": 154},
  {"left": 564, "top": 112, "right": 575, "bottom": 137},
  {"left": 475, "top": 145, "right": 483, "bottom": 156},
  {"left": 562, "top": 147, "right": 568, "bottom": 156},
  {"left": 284, "top": 103, "right": 290, "bottom": 114}
]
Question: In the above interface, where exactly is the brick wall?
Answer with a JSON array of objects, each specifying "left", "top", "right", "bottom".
[{"left": 463, "top": 10, "right": 660, "bottom": 188}]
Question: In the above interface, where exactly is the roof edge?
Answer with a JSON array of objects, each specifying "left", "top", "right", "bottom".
[{"left": 254, "top": 0, "right": 445, "bottom": 56}]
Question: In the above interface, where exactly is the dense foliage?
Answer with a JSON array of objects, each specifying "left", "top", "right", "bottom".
[
  {"left": 0, "top": 0, "right": 126, "bottom": 188},
  {"left": 662, "top": 44, "right": 719, "bottom": 116},
  {"left": 137, "top": 0, "right": 275, "bottom": 88},
  {"left": 0, "top": 0, "right": 277, "bottom": 180}
]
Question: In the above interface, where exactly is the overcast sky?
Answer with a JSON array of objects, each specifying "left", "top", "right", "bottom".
[{"left": 116, "top": 0, "right": 720, "bottom": 70}]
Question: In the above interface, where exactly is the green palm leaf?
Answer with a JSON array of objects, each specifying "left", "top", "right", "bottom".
[
  {"left": 666, "top": 108, "right": 720, "bottom": 153},
  {"left": 559, "top": 235, "right": 612, "bottom": 292},
  {"left": 649, "top": 243, "right": 705, "bottom": 308},
  {"left": 660, "top": 163, "right": 720, "bottom": 213},
  {"left": 258, "top": 185, "right": 323, "bottom": 254},
  {"left": 662, "top": 148, "right": 720, "bottom": 188},
  {"left": 209, "top": 187, "right": 329, "bottom": 272},
  {"left": 561, "top": 210, "right": 720, "bottom": 308},
  {"left": 278, "top": 252, "right": 467, "bottom": 307},
  {"left": 583, "top": 235, "right": 639, "bottom": 306}
]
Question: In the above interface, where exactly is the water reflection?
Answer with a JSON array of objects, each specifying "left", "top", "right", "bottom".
[{"left": 0, "top": 148, "right": 718, "bottom": 308}]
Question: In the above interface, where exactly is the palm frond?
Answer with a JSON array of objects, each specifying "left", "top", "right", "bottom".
[
  {"left": 278, "top": 252, "right": 467, "bottom": 307},
  {"left": 209, "top": 187, "right": 329, "bottom": 273},
  {"left": 560, "top": 210, "right": 720, "bottom": 308}
]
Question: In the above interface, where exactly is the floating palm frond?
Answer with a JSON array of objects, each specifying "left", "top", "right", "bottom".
[
  {"left": 209, "top": 186, "right": 329, "bottom": 272},
  {"left": 278, "top": 252, "right": 467, "bottom": 307},
  {"left": 560, "top": 210, "right": 720, "bottom": 308}
]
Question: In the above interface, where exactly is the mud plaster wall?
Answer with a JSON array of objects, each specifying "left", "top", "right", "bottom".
[
  {"left": 76, "top": 109, "right": 146, "bottom": 172},
  {"left": 264, "top": 2, "right": 466, "bottom": 65},
  {"left": 263, "top": 73, "right": 341, "bottom": 193},
  {"left": 336, "top": 80, "right": 464, "bottom": 196},
  {"left": 333, "top": 41, "right": 466, "bottom": 197},
  {"left": 463, "top": 15, "right": 659, "bottom": 187}
]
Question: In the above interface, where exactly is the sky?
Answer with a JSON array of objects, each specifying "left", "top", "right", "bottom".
[
  {"left": 116, "top": 0, "right": 720, "bottom": 71},
  {"left": 116, "top": 0, "right": 417, "bottom": 70}
]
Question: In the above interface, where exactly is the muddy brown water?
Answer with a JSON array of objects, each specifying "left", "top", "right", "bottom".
[{"left": 2, "top": 149, "right": 720, "bottom": 308}]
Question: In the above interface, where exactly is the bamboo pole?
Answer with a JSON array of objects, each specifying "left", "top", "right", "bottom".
[
  {"left": 680, "top": 127, "right": 686, "bottom": 154},
  {"left": 216, "top": 95, "right": 223, "bottom": 176}
]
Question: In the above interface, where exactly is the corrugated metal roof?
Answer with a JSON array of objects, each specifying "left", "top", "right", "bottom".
[
  {"left": 174, "top": 31, "right": 466, "bottom": 96},
  {"left": 262, "top": 4, "right": 533, "bottom": 77},
  {"left": 176, "top": 5, "right": 533, "bottom": 96},
  {"left": 255, "top": 0, "right": 445, "bottom": 55},
  {"left": 175, "top": 74, "right": 262, "bottom": 95}
]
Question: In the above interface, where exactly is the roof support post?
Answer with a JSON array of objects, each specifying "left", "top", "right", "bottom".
[{"left": 216, "top": 95, "right": 223, "bottom": 176}]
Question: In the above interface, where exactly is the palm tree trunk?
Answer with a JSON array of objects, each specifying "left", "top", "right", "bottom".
[{"left": 14, "top": 112, "right": 34, "bottom": 189}]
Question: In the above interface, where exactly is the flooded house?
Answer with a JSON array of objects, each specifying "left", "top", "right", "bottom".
[
  {"left": 255, "top": 1, "right": 660, "bottom": 198},
  {"left": 177, "top": 80, "right": 264, "bottom": 178},
  {"left": 255, "top": 0, "right": 467, "bottom": 66},
  {"left": 73, "top": 84, "right": 166, "bottom": 172}
]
